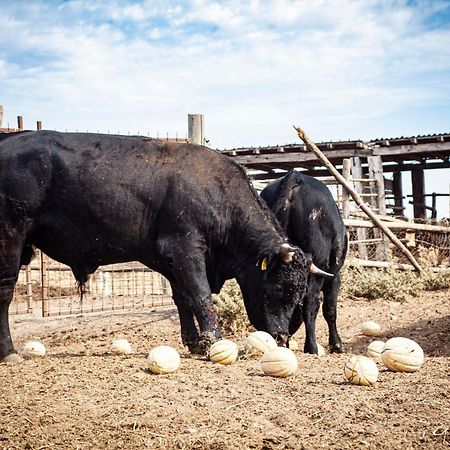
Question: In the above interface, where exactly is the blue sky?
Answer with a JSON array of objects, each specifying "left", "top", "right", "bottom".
[{"left": 1, "top": 0, "right": 449, "bottom": 216}]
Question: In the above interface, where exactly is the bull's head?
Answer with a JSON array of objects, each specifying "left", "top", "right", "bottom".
[
  {"left": 240, "top": 244, "right": 332, "bottom": 346},
  {"left": 258, "top": 244, "right": 333, "bottom": 345}
]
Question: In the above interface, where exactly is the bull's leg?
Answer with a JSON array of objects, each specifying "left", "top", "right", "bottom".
[
  {"left": 322, "top": 273, "right": 343, "bottom": 353},
  {"left": 168, "top": 254, "right": 221, "bottom": 354},
  {"left": 170, "top": 284, "right": 201, "bottom": 353},
  {"left": 0, "top": 242, "right": 22, "bottom": 360},
  {"left": 288, "top": 305, "right": 303, "bottom": 336},
  {"left": 302, "top": 277, "right": 323, "bottom": 354}
]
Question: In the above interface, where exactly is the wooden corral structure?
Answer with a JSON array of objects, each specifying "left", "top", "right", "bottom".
[
  {"left": 219, "top": 131, "right": 450, "bottom": 270},
  {"left": 220, "top": 133, "right": 450, "bottom": 220}
]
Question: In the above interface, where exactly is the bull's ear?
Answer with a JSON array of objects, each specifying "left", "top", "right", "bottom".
[
  {"left": 256, "top": 256, "right": 269, "bottom": 271},
  {"left": 279, "top": 243, "right": 298, "bottom": 263}
]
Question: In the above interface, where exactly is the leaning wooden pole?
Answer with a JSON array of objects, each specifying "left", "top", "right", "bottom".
[{"left": 293, "top": 126, "right": 422, "bottom": 274}]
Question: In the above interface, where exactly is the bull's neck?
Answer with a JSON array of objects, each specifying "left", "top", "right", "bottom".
[{"left": 229, "top": 203, "right": 286, "bottom": 268}]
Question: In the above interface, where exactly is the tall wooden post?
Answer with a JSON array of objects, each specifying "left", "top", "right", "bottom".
[
  {"left": 17, "top": 116, "right": 23, "bottom": 131},
  {"left": 351, "top": 156, "right": 368, "bottom": 259},
  {"left": 392, "top": 171, "right": 404, "bottom": 217},
  {"left": 37, "top": 121, "right": 42, "bottom": 131},
  {"left": 0, "top": 105, "right": 3, "bottom": 128},
  {"left": 188, "top": 114, "right": 205, "bottom": 145},
  {"left": 411, "top": 167, "right": 425, "bottom": 218},
  {"left": 41, "top": 251, "right": 49, "bottom": 317},
  {"left": 368, "top": 156, "right": 389, "bottom": 260},
  {"left": 342, "top": 158, "right": 351, "bottom": 219}
]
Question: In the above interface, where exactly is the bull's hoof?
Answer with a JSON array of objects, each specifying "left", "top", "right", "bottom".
[
  {"left": 329, "top": 343, "right": 344, "bottom": 354},
  {"left": 1, "top": 353, "right": 24, "bottom": 364},
  {"left": 187, "top": 331, "right": 221, "bottom": 356},
  {"left": 187, "top": 342, "right": 205, "bottom": 355}
]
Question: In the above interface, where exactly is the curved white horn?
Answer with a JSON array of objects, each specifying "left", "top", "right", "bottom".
[
  {"left": 310, "top": 263, "right": 334, "bottom": 278},
  {"left": 280, "top": 243, "right": 298, "bottom": 262}
]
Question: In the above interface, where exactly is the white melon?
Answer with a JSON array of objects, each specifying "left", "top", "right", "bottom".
[
  {"left": 260, "top": 347, "right": 298, "bottom": 378},
  {"left": 287, "top": 337, "right": 299, "bottom": 351},
  {"left": 209, "top": 339, "right": 238, "bottom": 365},
  {"left": 316, "top": 343, "right": 326, "bottom": 357},
  {"left": 147, "top": 345, "right": 180, "bottom": 374},
  {"left": 2, "top": 353, "right": 24, "bottom": 364},
  {"left": 367, "top": 340, "right": 385, "bottom": 363},
  {"left": 381, "top": 337, "right": 424, "bottom": 372},
  {"left": 22, "top": 341, "right": 46, "bottom": 358},
  {"left": 344, "top": 355, "right": 378, "bottom": 386},
  {"left": 244, "top": 331, "right": 277, "bottom": 356},
  {"left": 360, "top": 321, "right": 382, "bottom": 336},
  {"left": 110, "top": 339, "right": 133, "bottom": 355}
]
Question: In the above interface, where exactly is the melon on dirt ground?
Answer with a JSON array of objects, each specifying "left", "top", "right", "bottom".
[{"left": 1, "top": 290, "right": 449, "bottom": 449}]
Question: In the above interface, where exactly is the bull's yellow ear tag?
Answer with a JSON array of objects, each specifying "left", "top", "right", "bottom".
[{"left": 261, "top": 257, "right": 268, "bottom": 271}]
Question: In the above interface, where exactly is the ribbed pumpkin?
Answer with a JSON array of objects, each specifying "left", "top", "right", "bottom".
[
  {"left": 316, "top": 343, "right": 326, "bottom": 357},
  {"left": 22, "top": 341, "right": 46, "bottom": 358},
  {"left": 287, "top": 337, "right": 299, "bottom": 351},
  {"left": 366, "top": 340, "right": 385, "bottom": 363},
  {"left": 260, "top": 347, "right": 298, "bottom": 378},
  {"left": 344, "top": 355, "right": 378, "bottom": 386},
  {"left": 209, "top": 339, "right": 238, "bottom": 365},
  {"left": 360, "top": 321, "right": 382, "bottom": 336},
  {"left": 381, "top": 337, "right": 424, "bottom": 372},
  {"left": 110, "top": 339, "right": 132, "bottom": 355},
  {"left": 147, "top": 345, "right": 181, "bottom": 374},
  {"left": 244, "top": 331, "right": 278, "bottom": 356}
]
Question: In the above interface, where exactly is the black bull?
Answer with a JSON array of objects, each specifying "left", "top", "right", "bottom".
[
  {"left": 0, "top": 131, "right": 319, "bottom": 359},
  {"left": 260, "top": 171, "right": 348, "bottom": 354}
]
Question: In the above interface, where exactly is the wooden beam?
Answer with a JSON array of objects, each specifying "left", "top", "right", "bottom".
[
  {"left": 373, "top": 141, "right": 450, "bottom": 157},
  {"left": 342, "top": 159, "right": 351, "bottom": 219},
  {"left": 392, "top": 172, "right": 404, "bottom": 216},
  {"left": 411, "top": 167, "right": 425, "bottom": 218},
  {"left": 344, "top": 218, "right": 450, "bottom": 232}
]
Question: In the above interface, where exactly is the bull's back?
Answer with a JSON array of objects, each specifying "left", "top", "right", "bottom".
[
  {"left": 261, "top": 171, "right": 347, "bottom": 271},
  {"left": 0, "top": 131, "right": 242, "bottom": 265}
]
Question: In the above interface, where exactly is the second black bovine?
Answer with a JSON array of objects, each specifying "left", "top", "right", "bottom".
[{"left": 260, "top": 170, "right": 348, "bottom": 354}]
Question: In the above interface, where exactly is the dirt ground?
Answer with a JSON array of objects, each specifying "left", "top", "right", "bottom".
[{"left": 1, "top": 290, "right": 449, "bottom": 450}]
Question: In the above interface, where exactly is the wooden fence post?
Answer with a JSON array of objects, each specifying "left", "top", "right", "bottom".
[
  {"left": 368, "top": 156, "right": 389, "bottom": 260},
  {"left": 41, "top": 251, "right": 49, "bottom": 316},
  {"left": 25, "top": 265, "right": 33, "bottom": 313},
  {"left": 188, "top": 114, "right": 205, "bottom": 145},
  {"left": 342, "top": 158, "right": 351, "bottom": 219},
  {"left": 350, "top": 156, "right": 368, "bottom": 259},
  {"left": 0, "top": 105, "right": 3, "bottom": 128},
  {"left": 17, "top": 116, "right": 23, "bottom": 131}
]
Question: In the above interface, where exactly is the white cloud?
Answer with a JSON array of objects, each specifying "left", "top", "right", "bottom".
[{"left": 0, "top": 0, "right": 449, "bottom": 147}]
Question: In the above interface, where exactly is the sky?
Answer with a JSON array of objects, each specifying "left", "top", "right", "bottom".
[{"left": 0, "top": 0, "right": 449, "bottom": 217}]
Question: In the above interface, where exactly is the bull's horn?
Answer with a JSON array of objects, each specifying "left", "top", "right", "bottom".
[
  {"left": 310, "top": 263, "right": 334, "bottom": 277},
  {"left": 280, "top": 243, "right": 298, "bottom": 262}
]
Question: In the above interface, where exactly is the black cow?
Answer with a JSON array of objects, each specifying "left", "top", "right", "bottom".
[
  {"left": 260, "top": 170, "right": 347, "bottom": 354},
  {"left": 0, "top": 131, "right": 327, "bottom": 360}
]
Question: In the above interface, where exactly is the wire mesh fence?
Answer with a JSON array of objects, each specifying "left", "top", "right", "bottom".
[{"left": 11, "top": 253, "right": 173, "bottom": 317}]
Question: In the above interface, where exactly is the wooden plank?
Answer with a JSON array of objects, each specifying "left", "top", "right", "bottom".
[
  {"left": 232, "top": 148, "right": 373, "bottom": 166},
  {"left": 344, "top": 218, "right": 450, "bottom": 232},
  {"left": 373, "top": 141, "right": 450, "bottom": 157}
]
